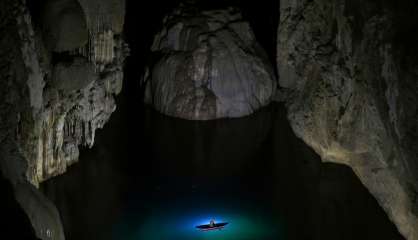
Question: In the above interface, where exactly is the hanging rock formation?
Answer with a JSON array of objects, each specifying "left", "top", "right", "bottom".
[
  {"left": 0, "top": 0, "right": 128, "bottom": 187},
  {"left": 277, "top": 0, "right": 418, "bottom": 238},
  {"left": 144, "top": 5, "right": 276, "bottom": 120},
  {"left": 0, "top": 0, "right": 128, "bottom": 239}
]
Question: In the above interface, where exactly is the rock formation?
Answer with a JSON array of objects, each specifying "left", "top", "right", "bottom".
[
  {"left": 144, "top": 5, "right": 277, "bottom": 120},
  {"left": 277, "top": 0, "right": 418, "bottom": 238},
  {"left": 0, "top": 0, "right": 127, "bottom": 239}
]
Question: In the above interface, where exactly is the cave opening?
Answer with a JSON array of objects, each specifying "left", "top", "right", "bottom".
[{"left": 17, "top": 0, "right": 404, "bottom": 239}]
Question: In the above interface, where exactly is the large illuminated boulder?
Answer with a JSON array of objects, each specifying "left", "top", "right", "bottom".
[{"left": 145, "top": 6, "right": 276, "bottom": 120}]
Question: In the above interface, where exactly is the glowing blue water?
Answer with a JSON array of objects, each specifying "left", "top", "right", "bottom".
[{"left": 112, "top": 194, "right": 285, "bottom": 240}]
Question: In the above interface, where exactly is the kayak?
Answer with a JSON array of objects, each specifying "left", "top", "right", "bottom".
[{"left": 196, "top": 222, "right": 228, "bottom": 231}]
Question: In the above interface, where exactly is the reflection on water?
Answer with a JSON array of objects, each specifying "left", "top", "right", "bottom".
[
  {"left": 114, "top": 191, "right": 284, "bottom": 240},
  {"left": 41, "top": 103, "right": 404, "bottom": 240}
]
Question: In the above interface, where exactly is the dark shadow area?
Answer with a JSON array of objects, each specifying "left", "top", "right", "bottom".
[{"left": 0, "top": 174, "right": 39, "bottom": 240}]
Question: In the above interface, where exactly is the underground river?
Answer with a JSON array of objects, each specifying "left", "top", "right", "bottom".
[{"left": 40, "top": 101, "right": 403, "bottom": 240}]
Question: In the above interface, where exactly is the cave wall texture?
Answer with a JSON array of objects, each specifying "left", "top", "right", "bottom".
[
  {"left": 144, "top": 3, "right": 277, "bottom": 120},
  {"left": 277, "top": 0, "right": 418, "bottom": 238},
  {"left": 0, "top": 0, "right": 127, "bottom": 239}
]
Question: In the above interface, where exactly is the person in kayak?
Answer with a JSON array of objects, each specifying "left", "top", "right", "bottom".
[
  {"left": 196, "top": 219, "right": 228, "bottom": 231},
  {"left": 209, "top": 219, "right": 215, "bottom": 227}
]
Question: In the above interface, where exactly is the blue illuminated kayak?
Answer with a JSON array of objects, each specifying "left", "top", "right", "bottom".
[{"left": 196, "top": 222, "right": 228, "bottom": 231}]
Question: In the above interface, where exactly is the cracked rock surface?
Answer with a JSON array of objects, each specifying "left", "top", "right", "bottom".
[
  {"left": 277, "top": 0, "right": 418, "bottom": 238},
  {"left": 145, "top": 4, "right": 276, "bottom": 120}
]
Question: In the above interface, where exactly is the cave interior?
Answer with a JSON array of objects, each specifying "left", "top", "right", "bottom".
[{"left": 1, "top": 0, "right": 417, "bottom": 239}]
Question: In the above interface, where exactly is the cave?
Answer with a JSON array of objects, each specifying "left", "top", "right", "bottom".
[{"left": 1, "top": 0, "right": 417, "bottom": 240}]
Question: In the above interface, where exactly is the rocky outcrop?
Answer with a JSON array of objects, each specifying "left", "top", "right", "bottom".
[
  {"left": 0, "top": 0, "right": 127, "bottom": 239},
  {"left": 277, "top": 0, "right": 418, "bottom": 238},
  {"left": 144, "top": 5, "right": 276, "bottom": 120},
  {"left": 0, "top": 0, "right": 127, "bottom": 186},
  {"left": 15, "top": 182, "right": 65, "bottom": 240}
]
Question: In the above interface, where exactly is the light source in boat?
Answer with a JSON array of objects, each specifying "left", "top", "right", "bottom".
[{"left": 196, "top": 219, "right": 228, "bottom": 231}]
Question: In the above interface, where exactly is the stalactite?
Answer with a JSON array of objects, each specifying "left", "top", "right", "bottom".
[{"left": 11, "top": 1, "right": 129, "bottom": 186}]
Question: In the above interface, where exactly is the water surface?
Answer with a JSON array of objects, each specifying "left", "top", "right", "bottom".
[{"left": 42, "top": 103, "right": 404, "bottom": 240}]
